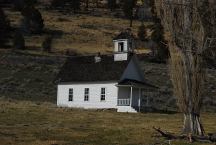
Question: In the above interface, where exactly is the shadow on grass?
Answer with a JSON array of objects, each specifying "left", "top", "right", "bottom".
[{"left": 140, "top": 107, "right": 178, "bottom": 114}]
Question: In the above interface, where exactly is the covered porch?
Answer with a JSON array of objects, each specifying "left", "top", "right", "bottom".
[{"left": 116, "top": 79, "right": 156, "bottom": 113}]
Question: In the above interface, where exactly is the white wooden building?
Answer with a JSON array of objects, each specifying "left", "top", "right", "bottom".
[{"left": 57, "top": 30, "right": 156, "bottom": 113}]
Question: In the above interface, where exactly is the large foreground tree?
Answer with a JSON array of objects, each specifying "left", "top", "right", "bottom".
[{"left": 155, "top": 0, "right": 216, "bottom": 136}]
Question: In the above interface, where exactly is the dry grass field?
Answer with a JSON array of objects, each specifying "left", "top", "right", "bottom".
[
  {"left": 1, "top": 3, "right": 216, "bottom": 145},
  {"left": 0, "top": 99, "right": 216, "bottom": 145}
]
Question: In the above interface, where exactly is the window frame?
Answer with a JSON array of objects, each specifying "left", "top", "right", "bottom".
[
  {"left": 68, "top": 88, "right": 73, "bottom": 102},
  {"left": 84, "top": 88, "right": 89, "bottom": 101},
  {"left": 118, "top": 42, "right": 124, "bottom": 52},
  {"left": 100, "top": 88, "right": 106, "bottom": 101}
]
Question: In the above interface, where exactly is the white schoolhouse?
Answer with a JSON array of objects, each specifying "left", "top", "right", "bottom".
[{"left": 57, "top": 30, "right": 156, "bottom": 113}]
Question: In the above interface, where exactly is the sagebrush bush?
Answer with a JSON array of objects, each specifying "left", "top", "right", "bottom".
[
  {"left": 0, "top": 8, "right": 10, "bottom": 47},
  {"left": 21, "top": 7, "right": 44, "bottom": 34},
  {"left": 138, "top": 23, "right": 147, "bottom": 41},
  {"left": 13, "top": 31, "right": 25, "bottom": 50},
  {"left": 42, "top": 36, "right": 53, "bottom": 52}
]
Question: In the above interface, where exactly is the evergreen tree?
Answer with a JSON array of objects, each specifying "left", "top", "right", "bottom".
[
  {"left": 71, "top": 0, "right": 80, "bottom": 13},
  {"left": 21, "top": 6, "right": 44, "bottom": 34},
  {"left": 108, "top": 0, "right": 116, "bottom": 11},
  {"left": 51, "top": 0, "right": 80, "bottom": 13},
  {"left": 149, "top": 0, "right": 168, "bottom": 61},
  {"left": 51, "top": 0, "right": 66, "bottom": 8},
  {"left": 122, "top": 0, "right": 137, "bottom": 27},
  {"left": 151, "top": 20, "right": 168, "bottom": 61},
  {"left": 0, "top": 8, "right": 10, "bottom": 48},
  {"left": 138, "top": 23, "right": 147, "bottom": 41},
  {"left": 42, "top": 35, "right": 52, "bottom": 53},
  {"left": 14, "top": 0, "right": 37, "bottom": 11},
  {"left": 85, "top": 0, "right": 89, "bottom": 10},
  {"left": 93, "top": 0, "right": 99, "bottom": 8},
  {"left": 13, "top": 31, "right": 25, "bottom": 50}
]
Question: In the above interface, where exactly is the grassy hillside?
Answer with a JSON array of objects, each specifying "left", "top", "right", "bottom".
[
  {"left": 0, "top": 50, "right": 215, "bottom": 112},
  {"left": 0, "top": 2, "right": 215, "bottom": 145},
  {"left": 0, "top": 50, "right": 63, "bottom": 102},
  {"left": 4, "top": 5, "right": 151, "bottom": 55},
  {"left": 0, "top": 99, "right": 216, "bottom": 145}
]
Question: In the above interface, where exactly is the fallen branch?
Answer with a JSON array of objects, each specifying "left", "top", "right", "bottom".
[
  {"left": 153, "top": 126, "right": 216, "bottom": 143},
  {"left": 153, "top": 126, "right": 179, "bottom": 140}
]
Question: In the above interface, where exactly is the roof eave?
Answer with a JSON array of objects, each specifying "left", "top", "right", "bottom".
[{"left": 58, "top": 80, "right": 119, "bottom": 85}]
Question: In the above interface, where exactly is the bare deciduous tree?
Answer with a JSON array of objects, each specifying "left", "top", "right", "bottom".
[{"left": 155, "top": 0, "right": 216, "bottom": 136}]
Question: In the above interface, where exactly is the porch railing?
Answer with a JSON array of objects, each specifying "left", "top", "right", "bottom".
[{"left": 117, "top": 99, "right": 130, "bottom": 106}]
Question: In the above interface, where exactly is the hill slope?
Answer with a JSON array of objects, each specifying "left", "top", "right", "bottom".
[
  {"left": 4, "top": 5, "right": 151, "bottom": 55},
  {"left": 0, "top": 51, "right": 215, "bottom": 112}
]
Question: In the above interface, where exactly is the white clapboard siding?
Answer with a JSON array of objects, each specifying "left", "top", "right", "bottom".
[{"left": 57, "top": 82, "right": 118, "bottom": 109}]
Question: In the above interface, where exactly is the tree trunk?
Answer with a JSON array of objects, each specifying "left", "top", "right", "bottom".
[
  {"left": 96, "top": 0, "right": 99, "bottom": 8},
  {"left": 183, "top": 113, "right": 204, "bottom": 136},
  {"left": 130, "top": 17, "right": 133, "bottom": 27},
  {"left": 85, "top": 0, "right": 89, "bottom": 10}
]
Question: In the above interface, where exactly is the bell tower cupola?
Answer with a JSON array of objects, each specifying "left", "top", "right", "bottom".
[{"left": 113, "top": 28, "right": 135, "bottom": 61}]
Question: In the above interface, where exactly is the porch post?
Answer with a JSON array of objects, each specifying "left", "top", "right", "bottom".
[
  {"left": 139, "top": 88, "right": 141, "bottom": 112},
  {"left": 130, "top": 86, "right": 133, "bottom": 106},
  {"left": 117, "top": 87, "right": 119, "bottom": 106}
]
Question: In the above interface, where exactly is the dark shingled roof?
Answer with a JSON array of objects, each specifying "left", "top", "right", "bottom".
[
  {"left": 118, "top": 79, "right": 158, "bottom": 88},
  {"left": 57, "top": 55, "right": 132, "bottom": 83}
]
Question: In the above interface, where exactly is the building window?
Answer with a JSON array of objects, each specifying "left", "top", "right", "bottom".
[
  {"left": 68, "top": 88, "right": 73, "bottom": 101},
  {"left": 118, "top": 42, "right": 124, "bottom": 52},
  {"left": 84, "top": 88, "right": 89, "bottom": 101},
  {"left": 101, "top": 88, "right": 106, "bottom": 101}
]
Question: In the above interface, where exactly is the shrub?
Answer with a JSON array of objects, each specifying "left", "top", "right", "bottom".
[
  {"left": 50, "top": 0, "right": 66, "bottom": 8},
  {"left": 150, "top": 21, "right": 169, "bottom": 61},
  {"left": 0, "top": 8, "right": 10, "bottom": 48},
  {"left": 107, "top": 0, "right": 117, "bottom": 11},
  {"left": 13, "top": 0, "right": 37, "bottom": 11},
  {"left": 13, "top": 31, "right": 25, "bottom": 50},
  {"left": 42, "top": 36, "right": 52, "bottom": 52},
  {"left": 138, "top": 23, "right": 147, "bottom": 41},
  {"left": 21, "top": 7, "right": 44, "bottom": 34},
  {"left": 122, "top": 0, "right": 137, "bottom": 27},
  {"left": 50, "top": 0, "right": 80, "bottom": 13}
]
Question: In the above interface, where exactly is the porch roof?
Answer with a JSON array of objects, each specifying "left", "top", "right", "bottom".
[{"left": 116, "top": 79, "right": 158, "bottom": 88}]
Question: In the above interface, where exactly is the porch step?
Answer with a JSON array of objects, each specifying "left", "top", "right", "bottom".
[{"left": 117, "top": 106, "right": 137, "bottom": 113}]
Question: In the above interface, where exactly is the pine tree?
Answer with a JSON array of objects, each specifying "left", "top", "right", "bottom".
[
  {"left": 51, "top": 0, "right": 80, "bottom": 13},
  {"left": 151, "top": 20, "right": 168, "bottom": 61},
  {"left": 13, "top": 31, "right": 25, "bottom": 50},
  {"left": 138, "top": 23, "right": 147, "bottom": 41},
  {"left": 149, "top": 0, "right": 168, "bottom": 61},
  {"left": 42, "top": 35, "right": 52, "bottom": 53},
  {"left": 85, "top": 0, "right": 89, "bottom": 10},
  {"left": 51, "top": 0, "right": 66, "bottom": 8},
  {"left": 0, "top": 8, "right": 10, "bottom": 48},
  {"left": 122, "top": 0, "right": 137, "bottom": 27},
  {"left": 108, "top": 0, "right": 116, "bottom": 11},
  {"left": 71, "top": 0, "right": 80, "bottom": 13},
  {"left": 14, "top": 0, "right": 37, "bottom": 11},
  {"left": 21, "top": 6, "right": 44, "bottom": 34}
]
